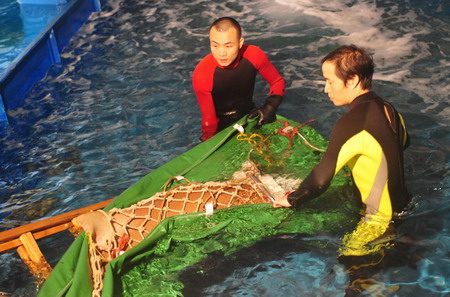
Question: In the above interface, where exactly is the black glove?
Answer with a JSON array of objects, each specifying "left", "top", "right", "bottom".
[
  {"left": 287, "top": 187, "right": 311, "bottom": 208},
  {"left": 248, "top": 95, "right": 283, "bottom": 129}
]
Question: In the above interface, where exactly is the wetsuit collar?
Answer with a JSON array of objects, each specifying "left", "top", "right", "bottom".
[{"left": 348, "top": 91, "right": 376, "bottom": 110}]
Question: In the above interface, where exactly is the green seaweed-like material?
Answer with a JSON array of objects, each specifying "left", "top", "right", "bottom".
[
  {"left": 116, "top": 119, "right": 358, "bottom": 297},
  {"left": 38, "top": 116, "right": 359, "bottom": 297},
  {"left": 120, "top": 202, "right": 358, "bottom": 297}
]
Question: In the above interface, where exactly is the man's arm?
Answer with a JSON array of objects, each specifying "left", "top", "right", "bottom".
[
  {"left": 244, "top": 45, "right": 285, "bottom": 128},
  {"left": 287, "top": 116, "right": 360, "bottom": 208},
  {"left": 192, "top": 56, "right": 219, "bottom": 140},
  {"left": 243, "top": 45, "right": 285, "bottom": 96}
]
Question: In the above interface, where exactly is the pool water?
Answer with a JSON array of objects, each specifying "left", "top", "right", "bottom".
[
  {"left": 0, "top": 0, "right": 68, "bottom": 73},
  {"left": 0, "top": 0, "right": 449, "bottom": 296}
]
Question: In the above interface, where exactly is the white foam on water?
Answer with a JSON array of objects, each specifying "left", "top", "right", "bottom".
[
  {"left": 258, "top": 0, "right": 448, "bottom": 108},
  {"left": 272, "top": 0, "right": 418, "bottom": 73}
]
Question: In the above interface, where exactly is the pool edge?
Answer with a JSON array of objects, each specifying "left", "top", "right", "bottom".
[{"left": 0, "top": 0, "right": 106, "bottom": 128}]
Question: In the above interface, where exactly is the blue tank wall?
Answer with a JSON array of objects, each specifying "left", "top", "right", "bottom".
[{"left": 0, "top": 0, "right": 105, "bottom": 128}]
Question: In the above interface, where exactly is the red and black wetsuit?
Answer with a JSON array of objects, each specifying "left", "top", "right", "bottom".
[{"left": 192, "top": 44, "right": 285, "bottom": 140}]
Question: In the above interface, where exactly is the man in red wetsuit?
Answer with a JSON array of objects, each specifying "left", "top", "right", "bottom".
[{"left": 192, "top": 17, "right": 286, "bottom": 141}]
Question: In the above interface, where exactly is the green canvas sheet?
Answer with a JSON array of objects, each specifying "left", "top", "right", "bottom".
[{"left": 37, "top": 116, "right": 358, "bottom": 297}]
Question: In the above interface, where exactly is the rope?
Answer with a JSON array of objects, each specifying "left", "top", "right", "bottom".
[
  {"left": 79, "top": 172, "right": 270, "bottom": 297},
  {"left": 235, "top": 118, "right": 325, "bottom": 169},
  {"left": 80, "top": 117, "right": 325, "bottom": 297},
  {"left": 276, "top": 119, "right": 322, "bottom": 151},
  {"left": 296, "top": 131, "right": 326, "bottom": 152}
]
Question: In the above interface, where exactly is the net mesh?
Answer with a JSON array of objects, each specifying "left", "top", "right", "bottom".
[
  {"left": 115, "top": 121, "right": 357, "bottom": 297},
  {"left": 72, "top": 118, "right": 357, "bottom": 297},
  {"left": 121, "top": 194, "right": 359, "bottom": 297},
  {"left": 104, "top": 175, "right": 273, "bottom": 252},
  {"left": 73, "top": 167, "right": 278, "bottom": 297}
]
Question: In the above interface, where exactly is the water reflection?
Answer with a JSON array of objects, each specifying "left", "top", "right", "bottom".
[{"left": 0, "top": 0, "right": 448, "bottom": 296}]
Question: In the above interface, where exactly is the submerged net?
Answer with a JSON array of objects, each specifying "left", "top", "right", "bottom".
[
  {"left": 70, "top": 118, "right": 359, "bottom": 297},
  {"left": 73, "top": 164, "right": 282, "bottom": 297},
  {"left": 120, "top": 189, "right": 360, "bottom": 297},
  {"left": 113, "top": 119, "right": 357, "bottom": 297}
]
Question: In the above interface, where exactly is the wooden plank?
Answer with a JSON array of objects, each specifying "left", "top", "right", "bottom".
[
  {"left": 16, "top": 245, "right": 32, "bottom": 265},
  {"left": 0, "top": 238, "right": 22, "bottom": 252},
  {"left": 0, "top": 198, "right": 115, "bottom": 282},
  {"left": 0, "top": 222, "right": 74, "bottom": 252},
  {"left": 19, "top": 232, "right": 44, "bottom": 264},
  {"left": 34, "top": 222, "right": 74, "bottom": 240},
  {"left": 17, "top": 232, "right": 52, "bottom": 281},
  {"left": 0, "top": 198, "right": 114, "bottom": 244}
]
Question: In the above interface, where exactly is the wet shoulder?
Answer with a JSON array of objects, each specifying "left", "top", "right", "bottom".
[
  {"left": 194, "top": 54, "right": 216, "bottom": 72},
  {"left": 193, "top": 54, "right": 216, "bottom": 80},
  {"left": 241, "top": 44, "right": 269, "bottom": 68}
]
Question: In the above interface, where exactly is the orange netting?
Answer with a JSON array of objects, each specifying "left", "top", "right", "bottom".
[
  {"left": 72, "top": 164, "right": 282, "bottom": 297},
  {"left": 71, "top": 120, "right": 325, "bottom": 297}
]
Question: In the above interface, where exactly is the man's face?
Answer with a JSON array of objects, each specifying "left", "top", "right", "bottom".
[
  {"left": 209, "top": 27, "right": 244, "bottom": 67},
  {"left": 322, "top": 61, "right": 356, "bottom": 106}
]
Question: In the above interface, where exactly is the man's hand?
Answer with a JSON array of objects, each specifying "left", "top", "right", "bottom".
[
  {"left": 272, "top": 193, "right": 292, "bottom": 208},
  {"left": 248, "top": 95, "right": 283, "bottom": 129},
  {"left": 200, "top": 132, "right": 214, "bottom": 141},
  {"left": 286, "top": 187, "right": 311, "bottom": 208}
]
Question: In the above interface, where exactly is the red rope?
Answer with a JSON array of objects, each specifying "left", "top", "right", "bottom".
[
  {"left": 111, "top": 233, "right": 129, "bottom": 259},
  {"left": 276, "top": 119, "right": 315, "bottom": 150}
]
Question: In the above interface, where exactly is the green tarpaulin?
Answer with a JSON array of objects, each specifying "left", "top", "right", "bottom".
[{"left": 38, "top": 116, "right": 359, "bottom": 297}]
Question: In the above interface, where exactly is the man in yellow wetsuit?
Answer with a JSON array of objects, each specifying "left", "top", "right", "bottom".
[
  {"left": 274, "top": 44, "right": 410, "bottom": 254},
  {"left": 274, "top": 44, "right": 411, "bottom": 296}
]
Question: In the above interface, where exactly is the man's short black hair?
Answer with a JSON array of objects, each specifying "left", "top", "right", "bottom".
[{"left": 209, "top": 17, "right": 242, "bottom": 38}]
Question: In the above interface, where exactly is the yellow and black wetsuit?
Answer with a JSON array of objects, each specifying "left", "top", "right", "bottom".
[{"left": 289, "top": 91, "right": 410, "bottom": 255}]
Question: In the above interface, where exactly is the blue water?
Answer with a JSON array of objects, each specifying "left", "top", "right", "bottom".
[
  {"left": 0, "top": 0, "right": 449, "bottom": 296},
  {"left": 0, "top": 0, "right": 68, "bottom": 73}
]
